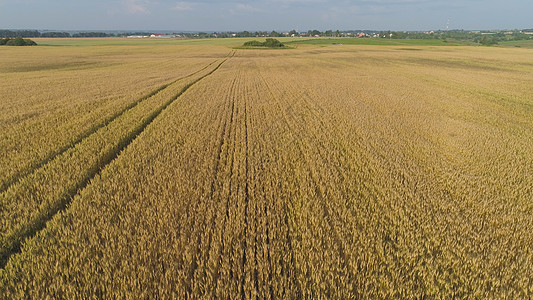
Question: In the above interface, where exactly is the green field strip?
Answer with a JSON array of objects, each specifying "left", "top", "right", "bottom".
[
  {"left": 0, "top": 55, "right": 231, "bottom": 268},
  {"left": 0, "top": 59, "right": 222, "bottom": 195}
]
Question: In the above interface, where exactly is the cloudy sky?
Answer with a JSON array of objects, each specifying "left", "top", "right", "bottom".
[{"left": 0, "top": 0, "right": 531, "bottom": 31}]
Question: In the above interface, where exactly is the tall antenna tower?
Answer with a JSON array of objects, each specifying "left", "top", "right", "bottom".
[{"left": 446, "top": 18, "right": 450, "bottom": 31}]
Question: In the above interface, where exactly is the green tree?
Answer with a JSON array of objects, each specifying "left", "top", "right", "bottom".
[
  {"left": 243, "top": 40, "right": 264, "bottom": 47},
  {"left": 242, "top": 38, "right": 284, "bottom": 48},
  {"left": 5, "top": 37, "right": 36, "bottom": 46},
  {"left": 263, "top": 38, "right": 284, "bottom": 47},
  {"left": 6, "top": 37, "right": 25, "bottom": 46}
]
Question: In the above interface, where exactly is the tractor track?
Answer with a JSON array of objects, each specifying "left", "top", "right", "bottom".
[
  {"left": 0, "top": 59, "right": 221, "bottom": 195},
  {"left": 0, "top": 52, "right": 234, "bottom": 269}
]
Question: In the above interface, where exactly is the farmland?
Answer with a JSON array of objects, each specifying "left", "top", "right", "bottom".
[{"left": 1, "top": 38, "right": 532, "bottom": 298}]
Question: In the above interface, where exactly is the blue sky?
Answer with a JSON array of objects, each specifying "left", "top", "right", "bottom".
[{"left": 0, "top": 0, "right": 531, "bottom": 31}]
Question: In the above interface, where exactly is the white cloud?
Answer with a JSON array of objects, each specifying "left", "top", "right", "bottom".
[
  {"left": 231, "top": 3, "right": 262, "bottom": 14},
  {"left": 269, "top": 0, "right": 326, "bottom": 3},
  {"left": 268, "top": 0, "right": 326, "bottom": 9},
  {"left": 172, "top": 1, "right": 194, "bottom": 11},
  {"left": 123, "top": 0, "right": 149, "bottom": 14},
  {"left": 358, "top": 0, "right": 428, "bottom": 3}
]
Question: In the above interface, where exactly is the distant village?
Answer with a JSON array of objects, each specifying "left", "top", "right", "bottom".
[
  {"left": 1, "top": 28, "right": 532, "bottom": 45},
  {"left": 126, "top": 29, "right": 533, "bottom": 40},
  {"left": 128, "top": 31, "right": 386, "bottom": 39}
]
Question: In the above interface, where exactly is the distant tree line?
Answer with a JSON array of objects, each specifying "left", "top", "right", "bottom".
[
  {"left": 0, "top": 30, "right": 41, "bottom": 38},
  {"left": 388, "top": 30, "right": 533, "bottom": 45},
  {"left": 41, "top": 32, "right": 71, "bottom": 38},
  {"left": 0, "top": 30, "right": 156, "bottom": 38},
  {"left": 2, "top": 28, "right": 532, "bottom": 45},
  {"left": 219, "top": 29, "right": 533, "bottom": 45}
]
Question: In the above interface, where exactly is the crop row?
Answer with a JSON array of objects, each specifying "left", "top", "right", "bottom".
[
  {"left": 1, "top": 45, "right": 532, "bottom": 298},
  {"left": 0, "top": 55, "right": 230, "bottom": 267},
  {"left": 0, "top": 46, "right": 227, "bottom": 192}
]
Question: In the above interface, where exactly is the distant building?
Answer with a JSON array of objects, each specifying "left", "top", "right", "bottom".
[{"left": 148, "top": 34, "right": 172, "bottom": 38}]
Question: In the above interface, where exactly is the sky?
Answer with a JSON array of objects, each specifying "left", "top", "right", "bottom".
[{"left": 0, "top": 0, "right": 531, "bottom": 32}]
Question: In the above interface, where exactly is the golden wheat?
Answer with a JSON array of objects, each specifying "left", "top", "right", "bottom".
[{"left": 0, "top": 41, "right": 532, "bottom": 298}]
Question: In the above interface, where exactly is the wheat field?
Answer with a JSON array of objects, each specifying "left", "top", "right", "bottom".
[{"left": 1, "top": 39, "right": 532, "bottom": 298}]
